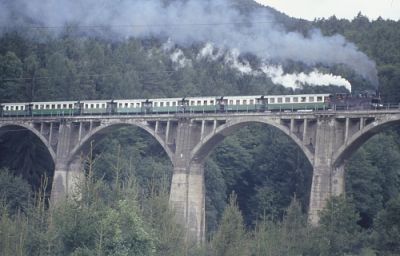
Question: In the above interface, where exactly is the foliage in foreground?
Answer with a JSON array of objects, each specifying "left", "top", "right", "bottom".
[
  {"left": 0, "top": 167, "right": 186, "bottom": 256},
  {"left": 1, "top": 167, "right": 400, "bottom": 256}
]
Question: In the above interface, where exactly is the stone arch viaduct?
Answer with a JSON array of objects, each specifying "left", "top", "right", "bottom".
[{"left": 1, "top": 110, "right": 400, "bottom": 244}]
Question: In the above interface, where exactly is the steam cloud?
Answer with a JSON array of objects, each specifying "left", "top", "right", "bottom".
[
  {"left": 0, "top": 0, "right": 378, "bottom": 87},
  {"left": 194, "top": 44, "right": 352, "bottom": 90},
  {"left": 170, "top": 49, "right": 192, "bottom": 68},
  {"left": 261, "top": 65, "right": 352, "bottom": 91}
]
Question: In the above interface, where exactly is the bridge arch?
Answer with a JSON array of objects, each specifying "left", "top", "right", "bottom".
[
  {"left": 185, "top": 117, "right": 315, "bottom": 237},
  {"left": 51, "top": 120, "right": 174, "bottom": 204},
  {"left": 68, "top": 121, "right": 174, "bottom": 166},
  {"left": 0, "top": 123, "right": 56, "bottom": 163},
  {"left": 333, "top": 117, "right": 400, "bottom": 168},
  {"left": 191, "top": 118, "right": 314, "bottom": 166}
]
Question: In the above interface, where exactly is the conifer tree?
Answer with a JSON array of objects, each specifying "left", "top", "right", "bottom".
[{"left": 211, "top": 193, "right": 248, "bottom": 256}]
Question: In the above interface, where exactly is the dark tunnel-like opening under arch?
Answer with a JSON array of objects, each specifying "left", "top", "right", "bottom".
[
  {"left": 68, "top": 122, "right": 174, "bottom": 167},
  {"left": 332, "top": 118, "right": 400, "bottom": 228},
  {"left": 0, "top": 124, "right": 56, "bottom": 193},
  {"left": 190, "top": 120, "right": 314, "bottom": 230},
  {"left": 55, "top": 121, "right": 175, "bottom": 203},
  {"left": 191, "top": 120, "right": 314, "bottom": 166},
  {"left": 333, "top": 119, "right": 400, "bottom": 168}
]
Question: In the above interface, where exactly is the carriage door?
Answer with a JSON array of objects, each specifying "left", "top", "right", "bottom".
[
  {"left": 178, "top": 98, "right": 189, "bottom": 113},
  {"left": 107, "top": 100, "right": 117, "bottom": 114},
  {"left": 141, "top": 100, "right": 153, "bottom": 114},
  {"left": 216, "top": 97, "right": 228, "bottom": 112},
  {"left": 256, "top": 96, "right": 267, "bottom": 112},
  {"left": 25, "top": 103, "right": 33, "bottom": 116},
  {"left": 74, "top": 101, "right": 84, "bottom": 115}
]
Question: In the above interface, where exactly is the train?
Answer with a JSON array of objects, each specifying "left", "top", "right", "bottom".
[{"left": 0, "top": 93, "right": 382, "bottom": 117}]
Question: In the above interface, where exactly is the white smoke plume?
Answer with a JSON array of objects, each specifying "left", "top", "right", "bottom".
[
  {"left": 261, "top": 65, "right": 352, "bottom": 91},
  {"left": 225, "top": 49, "right": 253, "bottom": 74},
  {"left": 162, "top": 38, "right": 175, "bottom": 52},
  {"left": 0, "top": 0, "right": 378, "bottom": 86},
  {"left": 170, "top": 49, "right": 192, "bottom": 68},
  {"left": 197, "top": 43, "right": 224, "bottom": 61},
  {"left": 196, "top": 44, "right": 352, "bottom": 90}
]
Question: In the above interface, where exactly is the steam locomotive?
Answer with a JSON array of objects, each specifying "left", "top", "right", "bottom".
[
  {"left": 328, "top": 91, "right": 383, "bottom": 110},
  {"left": 0, "top": 92, "right": 382, "bottom": 117}
]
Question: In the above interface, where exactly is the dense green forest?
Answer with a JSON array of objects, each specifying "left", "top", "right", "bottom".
[{"left": 1, "top": 0, "right": 400, "bottom": 255}]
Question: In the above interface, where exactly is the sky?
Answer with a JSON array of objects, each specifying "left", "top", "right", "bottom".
[{"left": 255, "top": 0, "right": 400, "bottom": 21}]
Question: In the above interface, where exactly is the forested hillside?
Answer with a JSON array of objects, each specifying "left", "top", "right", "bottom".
[{"left": 1, "top": 0, "right": 400, "bottom": 255}]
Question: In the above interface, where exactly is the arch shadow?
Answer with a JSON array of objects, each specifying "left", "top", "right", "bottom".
[
  {"left": 0, "top": 123, "right": 56, "bottom": 163},
  {"left": 188, "top": 118, "right": 315, "bottom": 231},
  {"left": 191, "top": 119, "right": 314, "bottom": 166},
  {"left": 333, "top": 118, "right": 400, "bottom": 167},
  {"left": 68, "top": 122, "right": 174, "bottom": 166},
  {"left": 0, "top": 123, "right": 56, "bottom": 191}
]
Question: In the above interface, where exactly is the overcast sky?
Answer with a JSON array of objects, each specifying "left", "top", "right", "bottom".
[{"left": 255, "top": 0, "right": 400, "bottom": 21}]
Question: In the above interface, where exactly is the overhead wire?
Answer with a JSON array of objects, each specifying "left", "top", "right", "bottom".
[
  {"left": 0, "top": 21, "right": 275, "bottom": 30},
  {"left": 0, "top": 70, "right": 180, "bottom": 81}
]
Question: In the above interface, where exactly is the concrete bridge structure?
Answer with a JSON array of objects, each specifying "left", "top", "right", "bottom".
[{"left": 1, "top": 110, "right": 400, "bottom": 243}]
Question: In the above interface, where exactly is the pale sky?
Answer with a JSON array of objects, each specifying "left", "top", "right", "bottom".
[{"left": 255, "top": 0, "right": 400, "bottom": 21}]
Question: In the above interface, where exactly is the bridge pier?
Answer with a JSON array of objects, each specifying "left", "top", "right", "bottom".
[
  {"left": 51, "top": 158, "right": 84, "bottom": 203},
  {"left": 309, "top": 117, "right": 346, "bottom": 224},
  {"left": 169, "top": 119, "right": 206, "bottom": 243},
  {"left": 169, "top": 161, "right": 205, "bottom": 244},
  {"left": 50, "top": 122, "right": 85, "bottom": 204},
  {"left": 51, "top": 166, "right": 68, "bottom": 203},
  {"left": 309, "top": 163, "right": 345, "bottom": 225}
]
